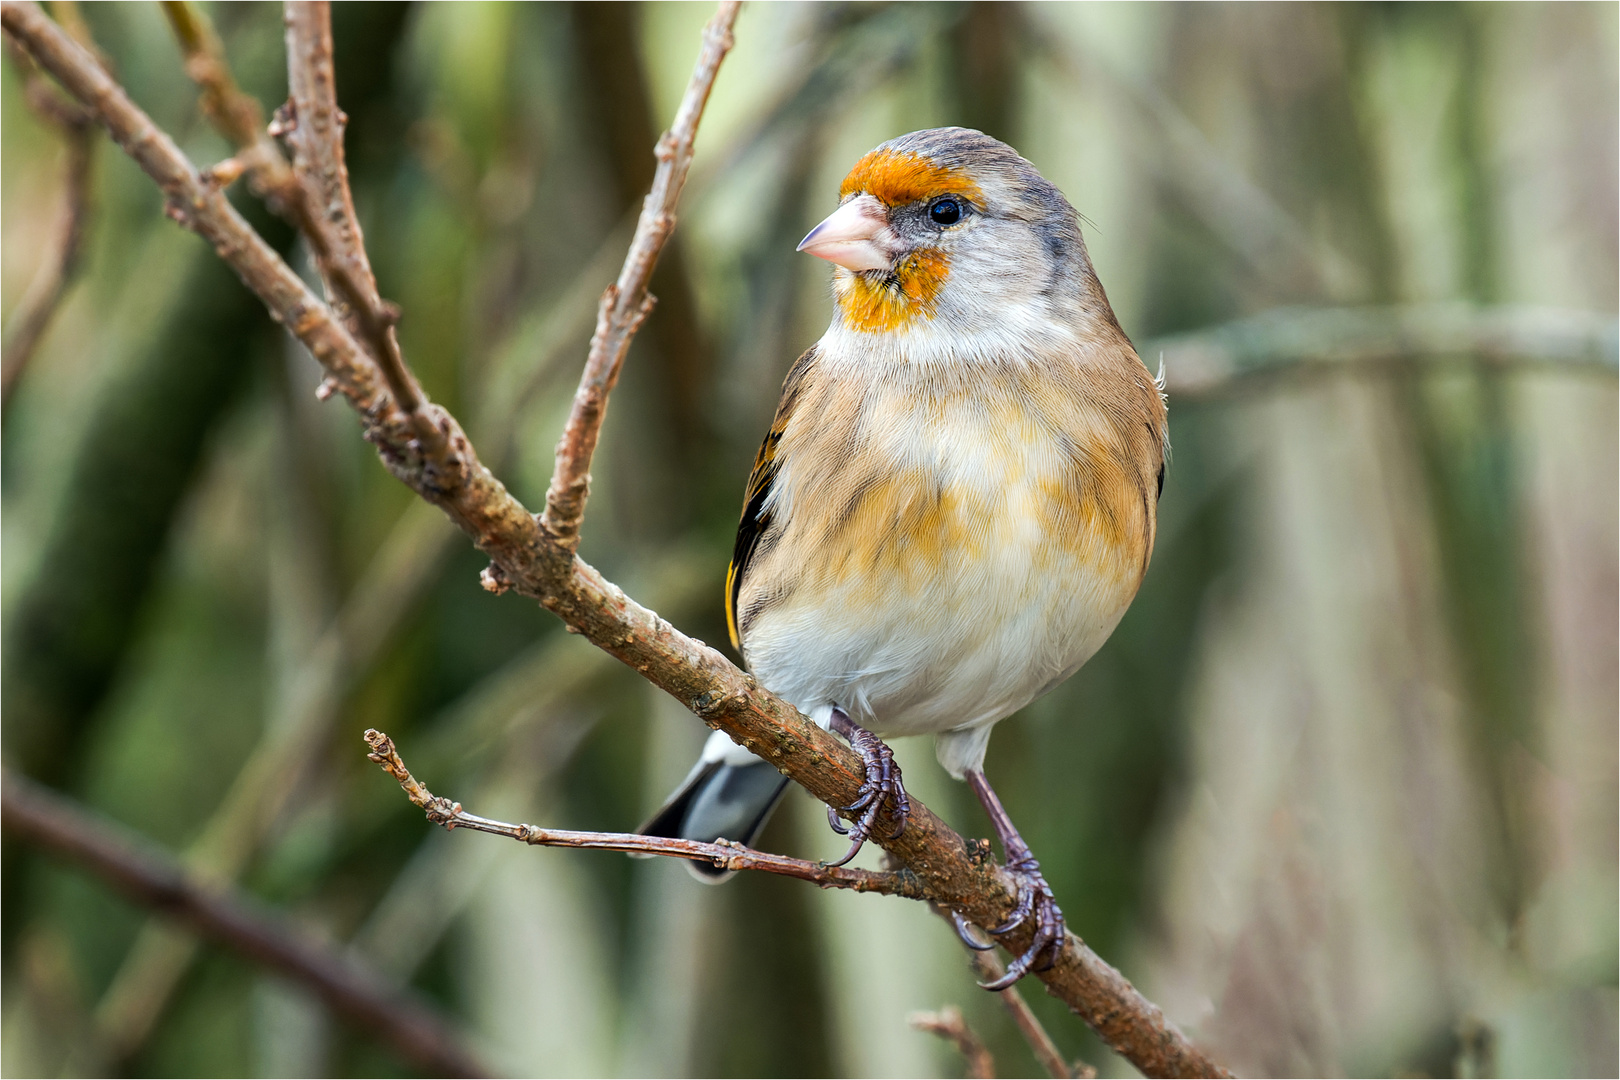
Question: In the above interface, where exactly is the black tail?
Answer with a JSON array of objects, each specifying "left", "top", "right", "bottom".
[{"left": 637, "top": 759, "right": 791, "bottom": 882}]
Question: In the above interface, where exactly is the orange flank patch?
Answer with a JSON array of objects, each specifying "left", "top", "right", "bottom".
[
  {"left": 821, "top": 468, "right": 971, "bottom": 586},
  {"left": 835, "top": 248, "right": 950, "bottom": 334},
  {"left": 839, "top": 149, "right": 984, "bottom": 207}
]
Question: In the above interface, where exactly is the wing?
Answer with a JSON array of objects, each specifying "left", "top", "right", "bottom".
[{"left": 726, "top": 346, "right": 816, "bottom": 650}]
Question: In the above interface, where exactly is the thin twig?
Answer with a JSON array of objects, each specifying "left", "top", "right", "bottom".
[
  {"left": 281, "top": 2, "right": 385, "bottom": 356},
  {"left": 969, "top": 949, "right": 1091, "bottom": 1079},
  {"left": 0, "top": 768, "right": 488, "bottom": 1079},
  {"left": 926, "top": 899, "right": 1084, "bottom": 1078},
  {"left": 540, "top": 0, "right": 740, "bottom": 551},
  {"left": 364, "top": 729, "right": 924, "bottom": 897},
  {"left": 0, "top": 38, "right": 94, "bottom": 413},
  {"left": 910, "top": 1006, "right": 997, "bottom": 1079},
  {"left": 160, "top": 0, "right": 435, "bottom": 445},
  {"left": 1, "top": 5, "right": 1231, "bottom": 1074}
]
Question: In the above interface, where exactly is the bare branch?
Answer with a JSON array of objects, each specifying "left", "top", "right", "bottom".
[
  {"left": 0, "top": 4, "right": 1231, "bottom": 1074},
  {"left": 364, "top": 729, "right": 924, "bottom": 897},
  {"left": 0, "top": 768, "right": 488, "bottom": 1079},
  {"left": 910, "top": 1006, "right": 997, "bottom": 1079},
  {"left": 281, "top": 2, "right": 384, "bottom": 347},
  {"left": 160, "top": 0, "right": 434, "bottom": 443},
  {"left": 0, "top": 39, "right": 94, "bottom": 413},
  {"left": 1151, "top": 303, "right": 1620, "bottom": 398},
  {"left": 972, "top": 950, "right": 1086, "bottom": 1078},
  {"left": 541, "top": 0, "right": 740, "bottom": 551},
  {"left": 926, "top": 898, "right": 1085, "bottom": 1078},
  {"left": 158, "top": 0, "right": 261, "bottom": 146}
]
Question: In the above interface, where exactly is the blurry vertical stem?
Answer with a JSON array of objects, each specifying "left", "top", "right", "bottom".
[
  {"left": 87, "top": 501, "right": 457, "bottom": 1066},
  {"left": 0, "top": 33, "right": 94, "bottom": 414},
  {"left": 541, "top": 0, "right": 739, "bottom": 550}
]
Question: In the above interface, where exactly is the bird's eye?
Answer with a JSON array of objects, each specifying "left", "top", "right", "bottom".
[{"left": 929, "top": 198, "right": 962, "bottom": 226}]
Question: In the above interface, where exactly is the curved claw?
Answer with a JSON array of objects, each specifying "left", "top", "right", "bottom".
[
  {"left": 887, "top": 790, "right": 911, "bottom": 839},
  {"left": 827, "top": 804, "right": 850, "bottom": 835},
  {"left": 987, "top": 886, "right": 1035, "bottom": 935},
  {"left": 824, "top": 835, "right": 864, "bottom": 868},
  {"left": 977, "top": 962, "right": 1026, "bottom": 992},
  {"left": 951, "top": 909, "right": 996, "bottom": 951}
]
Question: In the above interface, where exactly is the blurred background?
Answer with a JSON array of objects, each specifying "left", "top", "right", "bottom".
[{"left": 2, "top": 2, "right": 1616, "bottom": 1076}]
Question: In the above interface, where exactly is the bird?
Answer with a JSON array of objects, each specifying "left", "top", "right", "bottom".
[{"left": 639, "top": 127, "right": 1168, "bottom": 987}]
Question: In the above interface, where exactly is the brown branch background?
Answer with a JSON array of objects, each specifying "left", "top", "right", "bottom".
[{"left": 2, "top": 2, "right": 1614, "bottom": 1078}]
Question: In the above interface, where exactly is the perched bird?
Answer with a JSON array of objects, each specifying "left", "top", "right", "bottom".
[{"left": 640, "top": 127, "right": 1167, "bottom": 986}]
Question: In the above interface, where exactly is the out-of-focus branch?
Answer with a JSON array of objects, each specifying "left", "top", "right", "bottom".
[
  {"left": 970, "top": 950, "right": 1091, "bottom": 1079},
  {"left": 910, "top": 1006, "right": 997, "bottom": 1079},
  {"left": 365, "top": 728, "right": 923, "bottom": 896},
  {"left": 1, "top": 5, "right": 1231, "bottom": 1074},
  {"left": 0, "top": 768, "right": 487, "bottom": 1079},
  {"left": 0, "top": 38, "right": 94, "bottom": 413},
  {"left": 540, "top": 0, "right": 739, "bottom": 550},
  {"left": 160, "top": 0, "right": 432, "bottom": 443},
  {"left": 1150, "top": 303, "right": 1620, "bottom": 398},
  {"left": 158, "top": 0, "right": 260, "bottom": 146},
  {"left": 928, "top": 899, "right": 1084, "bottom": 1079}
]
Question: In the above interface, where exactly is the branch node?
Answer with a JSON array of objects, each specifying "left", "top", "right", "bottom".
[
  {"left": 479, "top": 563, "right": 512, "bottom": 595},
  {"left": 266, "top": 100, "right": 296, "bottom": 138},
  {"left": 314, "top": 376, "right": 337, "bottom": 401},
  {"left": 202, "top": 156, "right": 247, "bottom": 189}
]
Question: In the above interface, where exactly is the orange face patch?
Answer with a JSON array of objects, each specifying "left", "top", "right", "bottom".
[
  {"left": 835, "top": 248, "right": 950, "bottom": 333},
  {"left": 839, "top": 149, "right": 983, "bottom": 207}
]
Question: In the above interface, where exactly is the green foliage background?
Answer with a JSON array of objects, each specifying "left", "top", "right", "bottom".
[{"left": 2, "top": 3, "right": 1615, "bottom": 1076}]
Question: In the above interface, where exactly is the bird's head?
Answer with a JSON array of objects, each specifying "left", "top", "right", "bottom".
[{"left": 799, "top": 128, "right": 1102, "bottom": 339}]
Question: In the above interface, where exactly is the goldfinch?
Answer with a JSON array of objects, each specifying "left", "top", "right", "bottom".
[{"left": 641, "top": 127, "right": 1167, "bottom": 986}]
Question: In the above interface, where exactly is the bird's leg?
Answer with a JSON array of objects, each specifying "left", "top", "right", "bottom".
[
  {"left": 823, "top": 707, "right": 910, "bottom": 867},
  {"left": 965, "top": 769, "right": 1065, "bottom": 990}
]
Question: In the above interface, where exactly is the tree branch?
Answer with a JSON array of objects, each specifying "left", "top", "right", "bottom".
[
  {"left": 160, "top": 0, "right": 434, "bottom": 445},
  {"left": 363, "top": 728, "right": 924, "bottom": 897},
  {"left": 972, "top": 949, "right": 1089, "bottom": 1078},
  {"left": 540, "top": 0, "right": 739, "bottom": 550},
  {"left": 1, "top": 3, "right": 1230, "bottom": 1074},
  {"left": 281, "top": 1, "right": 384, "bottom": 347},
  {"left": 0, "top": 35, "right": 94, "bottom": 413},
  {"left": 1152, "top": 303, "right": 1619, "bottom": 398},
  {"left": 0, "top": 768, "right": 488, "bottom": 1079}
]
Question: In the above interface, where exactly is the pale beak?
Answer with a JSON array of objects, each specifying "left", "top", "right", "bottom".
[{"left": 797, "top": 194, "right": 895, "bottom": 272}]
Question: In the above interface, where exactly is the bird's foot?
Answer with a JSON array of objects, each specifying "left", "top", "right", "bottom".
[
  {"left": 978, "top": 850, "right": 1065, "bottom": 990},
  {"left": 823, "top": 707, "right": 910, "bottom": 867},
  {"left": 961, "top": 768, "right": 1067, "bottom": 990}
]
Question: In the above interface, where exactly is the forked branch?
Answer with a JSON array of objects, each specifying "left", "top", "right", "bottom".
[
  {"left": 161, "top": 0, "right": 432, "bottom": 439},
  {"left": 0, "top": 3, "right": 1229, "bottom": 1074}
]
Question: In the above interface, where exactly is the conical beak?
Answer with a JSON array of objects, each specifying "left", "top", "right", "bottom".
[{"left": 797, "top": 194, "right": 894, "bottom": 272}]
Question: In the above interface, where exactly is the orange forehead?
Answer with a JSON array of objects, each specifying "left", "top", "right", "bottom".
[{"left": 838, "top": 149, "right": 983, "bottom": 206}]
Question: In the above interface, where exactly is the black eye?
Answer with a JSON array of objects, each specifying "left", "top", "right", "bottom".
[{"left": 929, "top": 198, "right": 962, "bottom": 226}]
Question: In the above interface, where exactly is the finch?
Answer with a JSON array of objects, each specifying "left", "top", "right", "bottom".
[{"left": 640, "top": 127, "right": 1167, "bottom": 986}]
